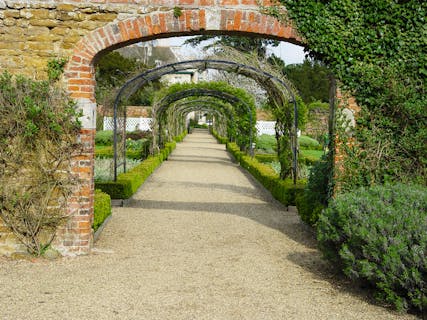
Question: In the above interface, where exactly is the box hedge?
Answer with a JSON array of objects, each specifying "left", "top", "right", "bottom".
[
  {"left": 95, "top": 141, "right": 177, "bottom": 199},
  {"left": 226, "top": 142, "right": 305, "bottom": 206},
  {"left": 93, "top": 189, "right": 112, "bottom": 231},
  {"left": 174, "top": 131, "right": 187, "bottom": 142},
  {"left": 211, "top": 129, "right": 228, "bottom": 144}
]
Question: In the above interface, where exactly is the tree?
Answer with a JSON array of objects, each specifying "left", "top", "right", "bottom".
[
  {"left": 95, "top": 51, "right": 164, "bottom": 106},
  {"left": 268, "top": 55, "right": 330, "bottom": 104}
]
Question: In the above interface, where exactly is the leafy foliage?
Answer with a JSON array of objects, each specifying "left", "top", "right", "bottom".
[
  {"left": 47, "top": 57, "right": 68, "bottom": 82},
  {"left": 95, "top": 51, "right": 164, "bottom": 108},
  {"left": 271, "top": 95, "right": 308, "bottom": 179},
  {"left": 269, "top": 57, "right": 330, "bottom": 104},
  {"left": 0, "top": 71, "right": 82, "bottom": 255},
  {"left": 256, "top": 134, "right": 277, "bottom": 154},
  {"left": 296, "top": 154, "right": 333, "bottom": 225},
  {"left": 154, "top": 81, "right": 256, "bottom": 152},
  {"left": 317, "top": 183, "right": 427, "bottom": 313},
  {"left": 275, "top": 0, "right": 427, "bottom": 186},
  {"left": 95, "top": 130, "right": 114, "bottom": 146}
]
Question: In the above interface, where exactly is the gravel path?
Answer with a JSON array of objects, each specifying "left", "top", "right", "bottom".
[{"left": 0, "top": 129, "right": 414, "bottom": 319}]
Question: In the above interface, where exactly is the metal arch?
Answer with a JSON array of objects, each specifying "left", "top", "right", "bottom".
[
  {"left": 174, "top": 100, "right": 234, "bottom": 117},
  {"left": 172, "top": 99, "right": 235, "bottom": 121},
  {"left": 175, "top": 106, "right": 228, "bottom": 137},
  {"left": 169, "top": 102, "right": 231, "bottom": 137},
  {"left": 153, "top": 88, "right": 254, "bottom": 156},
  {"left": 155, "top": 89, "right": 243, "bottom": 116},
  {"left": 176, "top": 106, "right": 225, "bottom": 121},
  {"left": 172, "top": 100, "right": 234, "bottom": 133},
  {"left": 174, "top": 104, "right": 230, "bottom": 123},
  {"left": 113, "top": 59, "right": 299, "bottom": 183}
]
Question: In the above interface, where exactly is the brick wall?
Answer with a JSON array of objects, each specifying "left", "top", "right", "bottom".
[{"left": 0, "top": 0, "right": 303, "bottom": 256}]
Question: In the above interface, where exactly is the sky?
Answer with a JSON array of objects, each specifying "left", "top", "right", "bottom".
[{"left": 157, "top": 36, "right": 306, "bottom": 65}]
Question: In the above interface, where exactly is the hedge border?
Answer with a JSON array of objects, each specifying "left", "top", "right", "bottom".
[
  {"left": 226, "top": 142, "right": 306, "bottom": 206},
  {"left": 211, "top": 129, "right": 228, "bottom": 144},
  {"left": 95, "top": 140, "right": 178, "bottom": 199},
  {"left": 93, "top": 189, "right": 112, "bottom": 232}
]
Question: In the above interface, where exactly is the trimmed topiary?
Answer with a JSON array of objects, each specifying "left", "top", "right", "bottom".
[{"left": 317, "top": 183, "right": 427, "bottom": 313}]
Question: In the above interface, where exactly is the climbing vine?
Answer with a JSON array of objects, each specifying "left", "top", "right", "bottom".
[{"left": 0, "top": 71, "right": 82, "bottom": 256}]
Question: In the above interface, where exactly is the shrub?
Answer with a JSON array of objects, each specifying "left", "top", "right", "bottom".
[
  {"left": 308, "top": 100, "right": 329, "bottom": 111},
  {"left": 93, "top": 190, "right": 112, "bottom": 231},
  {"left": 300, "top": 149, "right": 323, "bottom": 165},
  {"left": 296, "top": 155, "right": 331, "bottom": 225},
  {"left": 317, "top": 183, "right": 427, "bottom": 313},
  {"left": 95, "top": 130, "right": 114, "bottom": 146},
  {"left": 94, "top": 158, "right": 141, "bottom": 182},
  {"left": 95, "top": 138, "right": 151, "bottom": 160},
  {"left": 298, "top": 135, "right": 320, "bottom": 150},
  {"left": 126, "top": 130, "right": 150, "bottom": 141},
  {"left": 255, "top": 134, "right": 277, "bottom": 154}
]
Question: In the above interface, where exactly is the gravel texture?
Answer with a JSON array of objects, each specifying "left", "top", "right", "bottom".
[{"left": 0, "top": 129, "right": 415, "bottom": 319}]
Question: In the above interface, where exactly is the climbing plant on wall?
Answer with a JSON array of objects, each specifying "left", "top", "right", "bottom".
[
  {"left": 0, "top": 71, "right": 82, "bottom": 256},
  {"left": 266, "top": 0, "right": 427, "bottom": 187}
]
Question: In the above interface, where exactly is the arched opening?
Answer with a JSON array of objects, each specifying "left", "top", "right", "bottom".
[{"left": 62, "top": 7, "right": 303, "bottom": 255}]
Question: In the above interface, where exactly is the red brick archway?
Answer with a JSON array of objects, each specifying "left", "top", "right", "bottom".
[{"left": 61, "top": 7, "right": 302, "bottom": 255}]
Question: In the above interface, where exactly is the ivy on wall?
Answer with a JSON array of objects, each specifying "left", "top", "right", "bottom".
[{"left": 271, "top": 0, "right": 426, "bottom": 186}]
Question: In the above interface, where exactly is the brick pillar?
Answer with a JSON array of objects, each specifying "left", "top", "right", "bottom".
[{"left": 54, "top": 99, "right": 97, "bottom": 256}]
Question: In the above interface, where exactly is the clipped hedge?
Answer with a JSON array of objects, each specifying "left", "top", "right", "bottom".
[
  {"left": 227, "top": 142, "right": 305, "bottom": 206},
  {"left": 95, "top": 141, "right": 176, "bottom": 199},
  {"left": 211, "top": 129, "right": 228, "bottom": 144},
  {"left": 93, "top": 189, "right": 112, "bottom": 231},
  {"left": 95, "top": 145, "right": 147, "bottom": 160},
  {"left": 317, "top": 183, "right": 427, "bottom": 313},
  {"left": 174, "top": 131, "right": 187, "bottom": 143}
]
